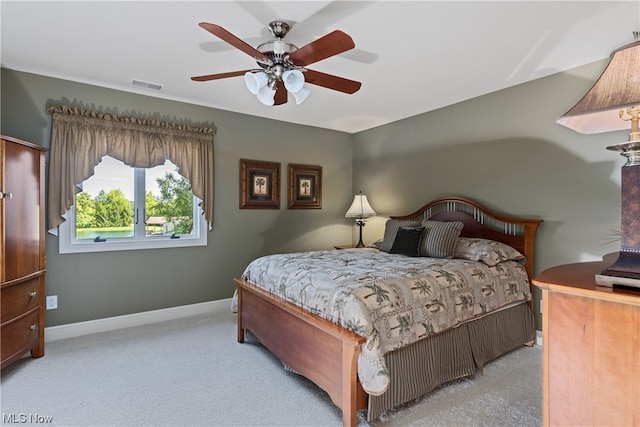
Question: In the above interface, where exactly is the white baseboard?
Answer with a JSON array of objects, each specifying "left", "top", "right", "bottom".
[
  {"left": 45, "top": 298, "right": 231, "bottom": 342},
  {"left": 45, "top": 300, "right": 545, "bottom": 347}
]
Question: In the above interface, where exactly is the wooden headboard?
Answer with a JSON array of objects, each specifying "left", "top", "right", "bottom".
[{"left": 390, "top": 196, "right": 543, "bottom": 280}]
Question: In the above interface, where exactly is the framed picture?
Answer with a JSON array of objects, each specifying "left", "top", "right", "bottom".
[
  {"left": 239, "top": 159, "right": 280, "bottom": 209},
  {"left": 288, "top": 164, "right": 322, "bottom": 209}
]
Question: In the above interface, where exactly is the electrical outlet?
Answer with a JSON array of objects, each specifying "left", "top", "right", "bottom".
[{"left": 46, "top": 295, "right": 58, "bottom": 310}]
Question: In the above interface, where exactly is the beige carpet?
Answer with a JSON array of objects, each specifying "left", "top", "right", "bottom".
[{"left": 1, "top": 309, "right": 541, "bottom": 426}]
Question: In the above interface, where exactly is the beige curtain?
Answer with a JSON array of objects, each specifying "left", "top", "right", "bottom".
[{"left": 47, "top": 105, "right": 216, "bottom": 233}]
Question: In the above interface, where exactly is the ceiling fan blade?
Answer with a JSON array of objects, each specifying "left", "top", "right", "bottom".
[
  {"left": 288, "top": 30, "right": 355, "bottom": 66},
  {"left": 191, "top": 70, "right": 253, "bottom": 82},
  {"left": 198, "top": 22, "right": 270, "bottom": 62},
  {"left": 303, "top": 69, "right": 361, "bottom": 94},
  {"left": 274, "top": 81, "right": 288, "bottom": 105}
]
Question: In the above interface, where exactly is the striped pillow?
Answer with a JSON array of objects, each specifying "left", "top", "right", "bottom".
[
  {"left": 419, "top": 220, "right": 464, "bottom": 258},
  {"left": 381, "top": 219, "right": 422, "bottom": 252}
]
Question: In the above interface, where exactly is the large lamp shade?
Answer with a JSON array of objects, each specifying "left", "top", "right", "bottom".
[{"left": 556, "top": 39, "right": 640, "bottom": 137}]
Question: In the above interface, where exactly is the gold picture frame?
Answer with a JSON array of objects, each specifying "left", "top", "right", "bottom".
[
  {"left": 288, "top": 164, "right": 322, "bottom": 209},
  {"left": 240, "top": 159, "right": 280, "bottom": 209}
]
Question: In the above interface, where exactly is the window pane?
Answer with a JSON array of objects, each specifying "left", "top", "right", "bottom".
[
  {"left": 145, "top": 160, "right": 194, "bottom": 236},
  {"left": 75, "top": 156, "right": 135, "bottom": 239}
]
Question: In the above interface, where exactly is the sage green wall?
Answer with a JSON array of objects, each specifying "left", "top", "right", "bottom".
[
  {"left": 1, "top": 69, "right": 354, "bottom": 327},
  {"left": 3, "top": 59, "right": 628, "bottom": 329},
  {"left": 352, "top": 59, "right": 629, "bottom": 323}
]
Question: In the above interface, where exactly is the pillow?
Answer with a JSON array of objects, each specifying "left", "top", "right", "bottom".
[
  {"left": 390, "top": 227, "right": 425, "bottom": 257},
  {"left": 366, "top": 239, "right": 383, "bottom": 250},
  {"left": 454, "top": 237, "right": 525, "bottom": 266},
  {"left": 381, "top": 219, "right": 422, "bottom": 252},
  {"left": 419, "top": 220, "right": 463, "bottom": 258}
]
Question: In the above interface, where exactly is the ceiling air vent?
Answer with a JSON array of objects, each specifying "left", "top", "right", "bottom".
[{"left": 131, "top": 79, "right": 163, "bottom": 91}]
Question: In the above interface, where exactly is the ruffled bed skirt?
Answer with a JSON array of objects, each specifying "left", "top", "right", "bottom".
[{"left": 367, "top": 302, "right": 535, "bottom": 420}]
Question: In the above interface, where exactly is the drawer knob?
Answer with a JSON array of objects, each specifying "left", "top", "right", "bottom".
[
  {"left": 30, "top": 324, "right": 37, "bottom": 330},
  {"left": 30, "top": 291, "right": 37, "bottom": 298}
]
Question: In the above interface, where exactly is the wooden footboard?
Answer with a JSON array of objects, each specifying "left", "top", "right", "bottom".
[{"left": 235, "top": 277, "right": 368, "bottom": 427}]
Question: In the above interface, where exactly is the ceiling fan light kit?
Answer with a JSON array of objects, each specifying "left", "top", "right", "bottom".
[
  {"left": 191, "top": 20, "right": 361, "bottom": 106},
  {"left": 244, "top": 68, "right": 309, "bottom": 106}
]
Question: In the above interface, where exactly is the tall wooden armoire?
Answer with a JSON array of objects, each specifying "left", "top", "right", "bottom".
[{"left": 1, "top": 134, "right": 47, "bottom": 369}]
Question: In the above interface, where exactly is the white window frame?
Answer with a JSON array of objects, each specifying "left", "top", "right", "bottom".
[{"left": 58, "top": 167, "right": 207, "bottom": 254}]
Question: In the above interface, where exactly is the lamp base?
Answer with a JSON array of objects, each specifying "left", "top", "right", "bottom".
[
  {"left": 355, "top": 219, "right": 365, "bottom": 248},
  {"left": 598, "top": 141, "right": 640, "bottom": 289}
]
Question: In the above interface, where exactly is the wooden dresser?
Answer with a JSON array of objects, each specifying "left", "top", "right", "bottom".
[
  {"left": 1, "top": 134, "right": 47, "bottom": 369},
  {"left": 533, "top": 254, "right": 640, "bottom": 426}
]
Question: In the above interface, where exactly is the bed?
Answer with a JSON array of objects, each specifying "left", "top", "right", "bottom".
[{"left": 233, "top": 196, "right": 542, "bottom": 426}]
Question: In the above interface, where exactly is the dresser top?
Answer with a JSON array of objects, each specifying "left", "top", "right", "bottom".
[{"left": 533, "top": 253, "right": 640, "bottom": 305}]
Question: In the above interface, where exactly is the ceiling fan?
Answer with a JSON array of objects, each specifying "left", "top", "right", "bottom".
[{"left": 191, "top": 20, "right": 362, "bottom": 106}]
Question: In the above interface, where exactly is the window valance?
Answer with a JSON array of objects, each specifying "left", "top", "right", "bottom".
[{"left": 47, "top": 105, "right": 215, "bottom": 233}]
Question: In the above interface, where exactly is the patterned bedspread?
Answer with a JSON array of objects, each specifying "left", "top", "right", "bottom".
[{"left": 239, "top": 248, "right": 531, "bottom": 395}]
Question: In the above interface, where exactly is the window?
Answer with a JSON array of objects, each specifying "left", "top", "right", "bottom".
[
  {"left": 47, "top": 105, "right": 215, "bottom": 238},
  {"left": 59, "top": 156, "right": 207, "bottom": 254}
]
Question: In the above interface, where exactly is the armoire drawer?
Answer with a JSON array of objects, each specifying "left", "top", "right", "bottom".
[
  {"left": 1, "top": 309, "right": 39, "bottom": 364},
  {"left": 1, "top": 277, "right": 41, "bottom": 324}
]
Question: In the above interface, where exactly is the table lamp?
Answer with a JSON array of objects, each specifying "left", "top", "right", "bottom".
[
  {"left": 345, "top": 192, "right": 376, "bottom": 248},
  {"left": 556, "top": 32, "right": 640, "bottom": 288}
]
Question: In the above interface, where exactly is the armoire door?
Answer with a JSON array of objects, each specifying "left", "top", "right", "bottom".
[{"left": 1, "top": 137, "right": 45, "bottom": 282}]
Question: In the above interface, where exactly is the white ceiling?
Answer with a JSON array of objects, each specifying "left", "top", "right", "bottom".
[{"left": 2, "top": 1, "right": 639, "bottom": 134}]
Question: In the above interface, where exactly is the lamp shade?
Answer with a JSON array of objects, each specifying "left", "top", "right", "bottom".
[
  {"left": 291, "top": 86, "right": 310, "bottom": 105},
  {"left": 556, "top": 39, "right": 640, "bottom": 134},
  {"left": 256, "top": 85, "right": 276, "bottom": 106},
  {"left": 244, "top": 72, "right": 268, "bottom": 95},
  {"left": 345, "top": 193, "right": 376, "bottom": 218},
  {"left": 282, "top": 69, "right": 305, "bottom": 93}
]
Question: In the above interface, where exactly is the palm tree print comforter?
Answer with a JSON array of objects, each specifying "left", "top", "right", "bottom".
[{"left": 240, "top": 248, "right": 531, "bottom": 395}]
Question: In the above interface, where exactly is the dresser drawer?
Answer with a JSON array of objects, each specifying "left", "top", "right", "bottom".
[
  {"left": 1, "top": 277, "right": 41, "bottom": 324},
  {"left": 1, "top": 309, "right": 39, "bottom": 364}
]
